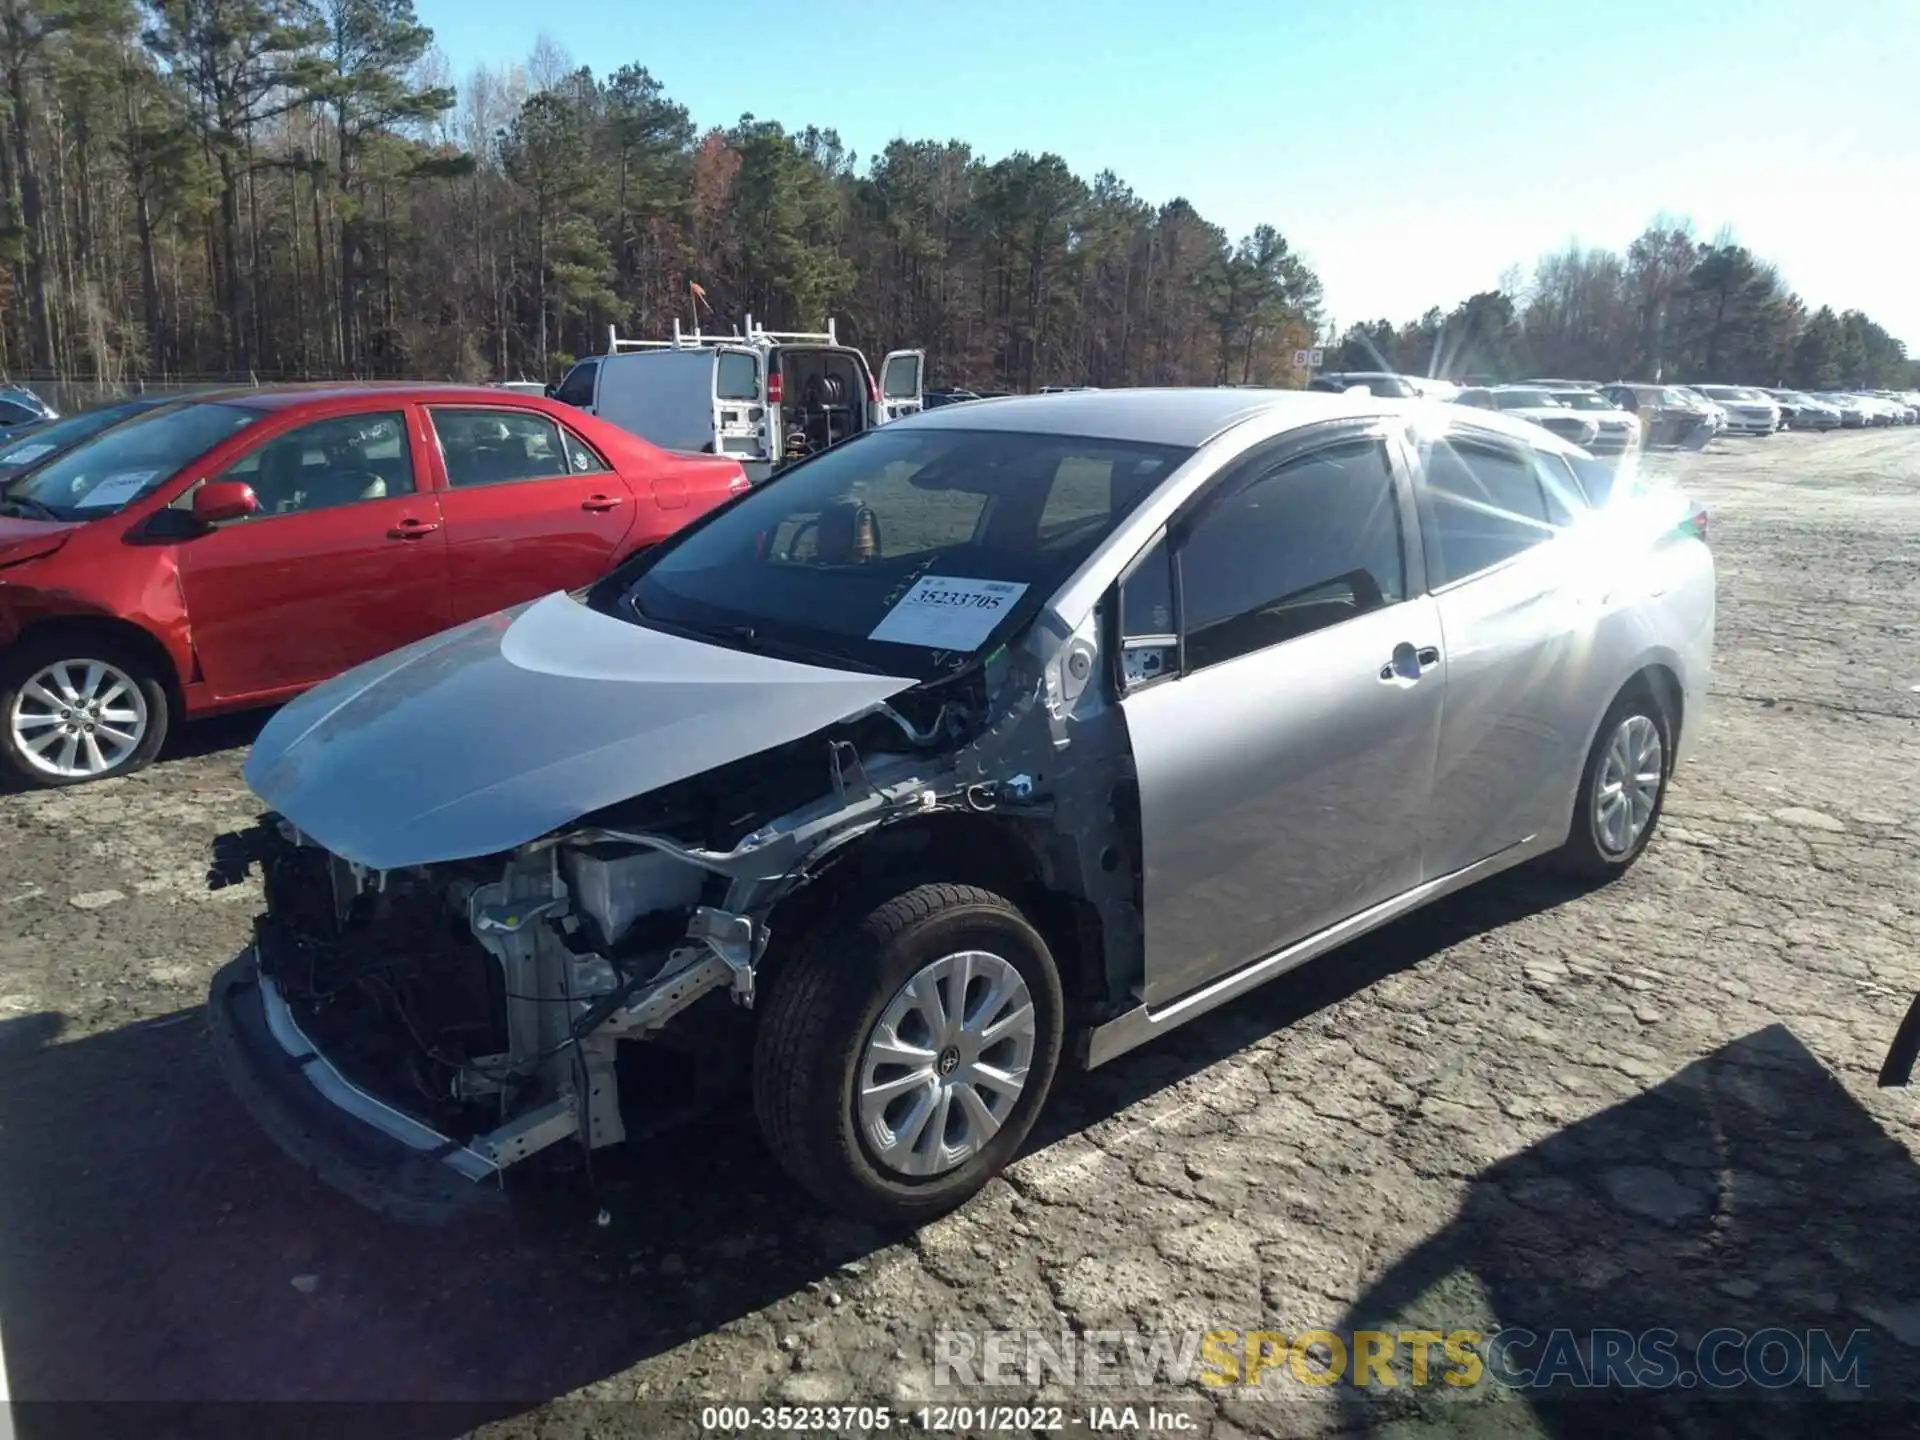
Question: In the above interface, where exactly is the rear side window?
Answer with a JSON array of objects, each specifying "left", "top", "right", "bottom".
[
  {"left": 717, "top": 353, "right": 759, "bottom": 401},
  {"left": 1420, "top": 435, "right": 1557, "bottom": 584},
  {"left": 562, "top": 428, "right": 609, "bottom": 474},
  {"left": 553, "top": 361, "right": 597, "bottom": 407},
  {"left": 1176, "top": 438, "right": 1406, "bottom": 673},
  {"left": 0, "top": 399, "right": 37, "bottom": 425},
  {"left": 430, "top": 408, "right": 573, "bottom": 487}
]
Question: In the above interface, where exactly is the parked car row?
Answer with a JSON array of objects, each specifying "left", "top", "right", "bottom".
[{"left": 1315, "top": 370, "right": 1920, "bottom": 451}]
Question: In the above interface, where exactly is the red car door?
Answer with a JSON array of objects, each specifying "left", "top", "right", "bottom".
[
  {"left": 175, "top": 407, "right": 453, "bottom": 698},
  {"left": 424, "top": 404, "right": 642, "bottom": 617}
]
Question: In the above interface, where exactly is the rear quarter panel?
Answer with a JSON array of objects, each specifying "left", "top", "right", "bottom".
[
  {"left": 1540, "top": 504, "right": 1715, "bottom": 845},
  {"left": 567, "top": 406, "right": 747, "bottom": 557}
]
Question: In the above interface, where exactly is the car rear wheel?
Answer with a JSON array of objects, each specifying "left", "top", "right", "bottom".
[
  {"left": 1554, "top": 687, "right": 1672, "bottom": 881},
  {"left": 752, "top": 882, "right": 1065, "bottom": 1227},
  {"left": 0, "top": 636, "right": 170, "bottom": 787}
]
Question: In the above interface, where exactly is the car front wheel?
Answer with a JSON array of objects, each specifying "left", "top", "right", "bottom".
[
  {"left": 753, "top": 882, "right": 1065, "bottom": 1227},
  {"left": 0, "top": 636, "right": 171, "bottom": 787}
]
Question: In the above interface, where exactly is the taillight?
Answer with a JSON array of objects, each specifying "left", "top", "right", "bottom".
[
  {"left": 867, "top": 372, "right": 881, "bottom": 406},
  {"left": 729, "top": 468, "right": 750, "bottom": 495},
  {"left": 767, "top": 372, "right": 783, "bottom": 405},
  {"left": 1680, "top": 506, "right": 1708, "bottom": 543}
]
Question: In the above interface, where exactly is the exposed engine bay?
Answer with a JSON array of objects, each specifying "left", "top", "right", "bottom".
[{"left": 239, "top": 628, "right": 1139, "bottom": 1186}]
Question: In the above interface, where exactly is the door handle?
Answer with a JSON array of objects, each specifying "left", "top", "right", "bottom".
[
  {"left": 386, "top": 518, "right": 440, "bottom": 540},
  {"left": 1380, "top": 643, "right": 1442, "bottom": 683},
  {"left": 581, "top": 494, "right": 625, "bottom": 512}
]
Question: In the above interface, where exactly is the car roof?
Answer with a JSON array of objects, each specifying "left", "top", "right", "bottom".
[
  {"left": 178, "top": 382, "right": 555, "bottom": 411},
  {"left": 892, "top": 386, "right": 1573, "bottom": 452},
  {"left": 891, "top": 387, "right": 1393, "bottom": 447}
]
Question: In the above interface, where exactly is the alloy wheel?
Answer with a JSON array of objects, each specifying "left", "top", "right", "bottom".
[
  {"left": 857, "top": 949, "right": 1037, "bottom": 1178},
  {"left": 8, "top": 658, "right": 150, "bottom": 780},
  {"left": 1592, "top": 713, "right": 1663, "bottom": 857}
]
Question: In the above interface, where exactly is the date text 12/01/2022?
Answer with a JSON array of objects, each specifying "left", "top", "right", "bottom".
[{"left": 696, "top": 1404, "right": 1193, "bottom": 1432}]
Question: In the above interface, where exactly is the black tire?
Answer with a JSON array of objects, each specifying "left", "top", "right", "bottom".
[
  {"left": 0, "top": 633, "right": 171, "bottom": 788},
  {"left": 1553, "top": 685, "right": 1673, "bottom": 881},
  {"left": 752, "top": 882, "right": 1065, "bottom": 1227}
]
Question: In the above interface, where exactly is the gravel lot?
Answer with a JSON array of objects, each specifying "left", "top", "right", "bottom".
[{"left": 1, "top": 427, "right": 1917, "bottom": 1436}]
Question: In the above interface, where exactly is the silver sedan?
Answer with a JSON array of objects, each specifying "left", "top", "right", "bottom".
[{"left": 211, "top": 388, "right": 1717, "bottom": 1228}]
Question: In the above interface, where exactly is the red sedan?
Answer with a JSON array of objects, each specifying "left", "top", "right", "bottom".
[{"left": 0, "top": 384, "right": 748, "bottom": 787}]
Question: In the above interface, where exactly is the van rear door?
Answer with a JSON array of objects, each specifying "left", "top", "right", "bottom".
[
  {"left": 714, "top": 347, "right": 771, "bottom": 464},
  {"left": 877, "top": 349, "right": 925, "bottom": 423}
]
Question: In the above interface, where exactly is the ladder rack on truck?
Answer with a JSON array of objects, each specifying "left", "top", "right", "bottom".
[{"left": 607, "top": 315, "right": 841, "bottom": 354}]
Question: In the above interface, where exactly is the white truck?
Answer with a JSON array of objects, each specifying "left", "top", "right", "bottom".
[{"left": 548, "top": 317, "right": 925, "bottom": 484}]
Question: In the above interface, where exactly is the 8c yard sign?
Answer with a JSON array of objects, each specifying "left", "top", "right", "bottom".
[{"left": 1293, "top": 348, "right": 1325, "bottom": 369}]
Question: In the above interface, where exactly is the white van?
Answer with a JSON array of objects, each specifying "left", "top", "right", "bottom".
[{"left": 550, "top": 318, "right": 925, "bottom": 484}]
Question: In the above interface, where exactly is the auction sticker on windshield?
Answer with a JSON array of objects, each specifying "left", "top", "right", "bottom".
[
  {"left": 1, "top": 442, "right": 55, "bottom": 464},
  {"left": 73, "top": 469, "right": 161, "bottom": 509},
  {"left": 869, "top": 576, "right": 1030, "bottom": 651}
]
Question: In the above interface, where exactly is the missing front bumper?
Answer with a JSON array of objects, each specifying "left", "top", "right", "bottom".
[
  {"left": 209, "top": 917, "right": 747, "bottom": 1222},
  {"left": 208, "top": 949, "right": 510, "bottom": 1225}
]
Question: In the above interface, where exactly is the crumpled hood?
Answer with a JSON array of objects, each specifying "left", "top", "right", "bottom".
[
  {"left": 244, "top": 591, "right": 918, "bottom": 870},
  {"left": 0, "top": 515, "right": 77, "bottom": 569}
]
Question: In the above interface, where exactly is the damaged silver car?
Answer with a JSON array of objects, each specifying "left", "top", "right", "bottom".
[{"left": 209, "top": 389, "right": 1715, "bottom": 1227}]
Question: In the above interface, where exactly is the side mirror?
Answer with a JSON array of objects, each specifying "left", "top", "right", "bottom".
[
  {"left": 544, "top": 382, "right": 558, "bottom": 399},
  {"left": 193, "top": 479, "right": 259, "bottom": 525}
]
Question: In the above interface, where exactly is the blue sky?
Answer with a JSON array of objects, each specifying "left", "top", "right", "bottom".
[{"left": 419, "top": 0, "right": 1920, "bottom": 347}]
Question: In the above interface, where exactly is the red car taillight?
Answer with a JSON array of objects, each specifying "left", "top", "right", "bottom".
[{"left": 729, "top": 468, "right": 750, "bottom": 495}]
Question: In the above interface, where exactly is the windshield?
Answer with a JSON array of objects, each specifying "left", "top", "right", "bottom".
[
  {"left": 1494, "top": 390, "right": 1561, "bottom": 409},
  {"left": 1700, "top": 386, "right": 1762, "bottom": 402},
  {"left": 613, "top": 427, "right": 1191, "bottom": 680},
  {"left": 1553, "top": 392, "right": 1609, "bottom": 410},
  {"left": 6, "top": 402, "right": 258, "bottom": 519},
  {"left": 0, "top": 401, "right": 154, "bottom": 475},
  {"left": 1343, "top": 375, "right": 1417, "bottom": 398}
]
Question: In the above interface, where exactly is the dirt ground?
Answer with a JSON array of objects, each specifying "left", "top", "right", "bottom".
[{"left": 1, "top": 427, "right": 1917, "bottom": 1437}]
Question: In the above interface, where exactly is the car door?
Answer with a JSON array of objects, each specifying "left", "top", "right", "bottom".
[
  {"left": 877, "top": 350, "right": 925, "bottom": 421},
  {"left": 427, "top": 405, "right": 642, "bottom": 619},
  {"left": 175, "top": 408, "right": 452, "bottom": 697},
  {"left": 712, "top": 349, "right": 771, "bottom": 465},
  {"left": 1116, "top": 425, "right": 1445, "bottom": 1008},
  {"left": 1413, "top": 425, "right": 1597, "bottom": 878}
]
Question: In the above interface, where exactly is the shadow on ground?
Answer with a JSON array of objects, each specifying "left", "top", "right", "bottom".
[
  {"left": 1314, "top": 1024, "right": 1920, "bottom": 1438},
  {"left": 0, "top": 863, "right": 1593, "bottom": 1437}
]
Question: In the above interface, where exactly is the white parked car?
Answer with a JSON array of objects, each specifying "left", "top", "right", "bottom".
[
  {"left": 1692, "top": 386, "right": 1780, "bottom": 436},
  {"left": 1761, "top": 389, "right": 1842, "bottom": 431},
  {"left": 1544, "top": 388, "right": 1641, "bottom": 455},
  {"left": 1670, "top": 388, "right": 1728, "bottom": 435},
  {"left": 1866, "top": 391, "right": 1918, "bottom": 424},
  {"left": 1813, "top": 393, "right": 1875, "bottom": 427},
  {"left": 1453, "top": 386, "right": 1601, "bottom": 449}
]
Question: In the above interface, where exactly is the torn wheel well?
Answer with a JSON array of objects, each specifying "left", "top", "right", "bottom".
[{"left": 757, "top": 811, "right": 1107, "bottom": 1021}]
